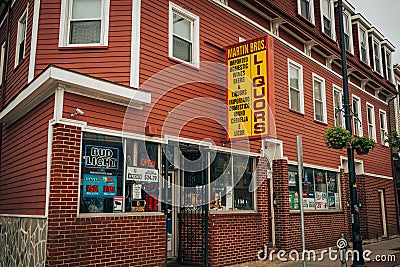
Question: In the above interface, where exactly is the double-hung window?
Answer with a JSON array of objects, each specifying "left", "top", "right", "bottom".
[
  {"left": 15, "top": 9, "right": 28, "bottom": 66},
  {"left": 288, "top": 60, "right": 304, "bottom": 113},
  {"left": 385, "top": 50, "right": 393, "bottom": 82},
  {"left": 366, "top": 103, "right": 376, "bottom": 141},
  {"left": 313, "top": 74, "right": 326, "bottom": 123},
  {"left": 298, "top": 0, "right": 314, "bottom": 23},
  {"left": 379, "top": 110, "right": 388, "bottom": 146},
  {"left": 0, "top": 42, "right": 5, "bottom": 84},
  {"left": 333, "top": 86, "right": 344, "bottom": 127},
  {"left": 59, "top": 0, "right": 110, "bottom": 46},
  {"left": 343, "top": 12, "right": 353, "bottom": 53},
  {"left": 321, "top": 0, "right": 335, "bottom": 39},
  {"left": 373, "top": 39, "right": 382, "bottom": 74},
  {"left": 169, "top": 2, "right": 200, "bottom": 67},
  {"left": 358, "top": 26, "right": 369, "bottom": 64},
  {"left": 352, "top": 95, "right": 362, "bottom": 136}
]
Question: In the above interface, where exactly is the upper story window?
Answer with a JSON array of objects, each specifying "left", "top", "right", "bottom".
[
  {"left": 313, "top": 74, "right": 326, "bottom": 123},
  {"left": 298, "top": 0, "right": 315, "bottom": 23},
  {"left": 373, "top": 39, "right": 382, "bottom": 74},
  {"left": 342, "top": 11, "right": 353, "bottom": 53},
  {"left": 333, "top": 86, "right": 344, "bottom": 127},
  {"left": 169, "top": 2, "right": 200, "bottom": 68},
  {"left": 385, "top": 50, "right": 393, "bottom": 82},
  {"left": 59, "top": 0, "right": 110, "bottom": 47},
  {"left": 288, "top": 59, "right": 304, "bottom": 113},
  {"left": 320, "top": 0, "right": 335, "bottom": 39},
  {"left": 0, "top": 42, "right": 5, "bottom": 85},
  {"left": 15, "top": 9, "right": 28, "bottom": 67},
  {"left": 379, "top": 110, "right": 388, "bottom": 146},
  {"left": 352, "top": 95, "right": 362, "bottom": 137},
  {"left": 358, "top": 26, "right": 369, "bottom": 65},
  {"left": 366, "top": 103, "right": 376, "bottom": 142}
]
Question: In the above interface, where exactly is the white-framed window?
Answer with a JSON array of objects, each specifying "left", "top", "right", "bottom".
[
  {"left": 342, "top": 11, "right": 353, "bottom": 53},
  {"left": 358, "top": 26, "right": 369, "bottom": 65},
  {"left": 169, "top": 2, "right": 200, "bottom": 67},
  {"left": 320, "top": 0, "right": 335, "bottom": 39},
  {"left": 373, "top": 38, "right": 383, "bottom": 74},
  {"left": 333, "top": 85, "right": 344, "bottom": 127},
  {"left": 288, "top": 59, "right": 304, "bottom": 113},
  {"left": 313, "top": 74, "right": 326, "bottom": 122},
  {"left": 379, "top": 110, "right": 388, "bottom": 146},
  {"left": 59, "top": 0, "right": 110, "bottom": 47},
  {"left": 384, "top": 49, "right": 393, "bottom": 82},
  {"left": 352, "top": 95, "right": 362, "bottom": 136},
  {"left": 298, "top": 0, "right": 315, "bottom": 23},
  {"left": 366, "top": 103, "right": 376, "bottom": 141},
  {"left": 15, "top": 8, "right": 28, "bottom": 67},
  {"left": 0, "top": 42, "right": 5, "bottom": 84}
]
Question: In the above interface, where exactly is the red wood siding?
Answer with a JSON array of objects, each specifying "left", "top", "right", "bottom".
[
  {"left": 0, "top": 95, "right": 54, "bottom": 215},
  {"left": 34, "top": 0, "right": 132, "bottom": 86},
  {"left": 2, "top": 0, "right": 33, "bottom": 107}
]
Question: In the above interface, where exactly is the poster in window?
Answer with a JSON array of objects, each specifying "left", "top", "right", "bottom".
[
  {"left": 84, "top": 145, "right": 119, "bottom": 170},
  {"left": 315, "top": 191, "right": 327, "bottom": 210},
  {"left": 132, "top": 184, "right": 142, "bottom": 199},
  {"left": 113, "top": 196, "right": 123, "bottom": 212},
  {"left": 328, "top": 193, "right": 335, "bottom": 208},
  {"left": 335, "top": 193, "right": 340, "bottom": 209},
  {"left": 83, "top": 174, "right": 117, "bottom": 198},
  {"left": 288, "top": 171, "right": 296, "bottom": 186},
  {"left": 289, "top": 191, "right": 299, "bottom": 210}
]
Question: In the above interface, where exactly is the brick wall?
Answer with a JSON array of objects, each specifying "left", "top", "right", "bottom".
[
  {"left": 46, "top": 124, "right": 166, "bottom": 267},
  {"left": 208, "top": 213, "right": 263, "bottom": 267}
]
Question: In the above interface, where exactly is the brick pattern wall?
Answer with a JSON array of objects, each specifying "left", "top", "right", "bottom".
[
  {"left": 46, "top": 124, "right": 166, "bottom": 267},
  {"left": 208, "top": 213, "right": 263, "bottom": 267},
  {"left": 256, "top": 157, "right": 270, "bottom": 245}
]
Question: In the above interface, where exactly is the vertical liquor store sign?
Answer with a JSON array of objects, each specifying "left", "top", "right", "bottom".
[{"left": 226, "top": 36, "right": 271, "bottom": 140}]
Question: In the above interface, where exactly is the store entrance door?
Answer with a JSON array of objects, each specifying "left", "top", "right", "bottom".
[{"left": 167, "top": 171, "right": 178, "bottom": 260}]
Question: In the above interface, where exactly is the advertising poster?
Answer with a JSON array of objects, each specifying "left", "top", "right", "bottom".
[
  {"left": 113, "top": 196, "right": 123, "bottom": 212},
  {"left": 289, "top": 191, "right": 299, "bottom": 210},
  {"left": 328, "top": 193, "right": 335, "bottom": 209},
  {"left": 83, "top": 174, "right": 117, "bottom": 198},
  {"left": 288, "top": 171, "right": 296, "bottom": 186},
  {"left": 226, "top": 36, "right": 271, "bottom": 140},
  {"left": 127, "top": 167, "right": 159, "bottom": 183},
  {"left": 84, "top": 145, "right": 119, "bottom": 170}
]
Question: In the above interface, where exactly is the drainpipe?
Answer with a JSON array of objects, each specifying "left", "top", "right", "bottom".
[{"left": 387, "top": 93, "right": 400, "bottom": 234}]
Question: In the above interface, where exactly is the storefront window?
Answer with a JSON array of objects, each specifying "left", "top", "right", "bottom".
[
  {"left": 210, "top": 153, "right": 254, "bottom": 211},
  {"left": 288, "top": 165, "right": 340, "bottom": 211}
]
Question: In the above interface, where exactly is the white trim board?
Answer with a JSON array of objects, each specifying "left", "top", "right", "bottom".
[{"left": 0, "top": 66, "right": 151, "bottom": 125}]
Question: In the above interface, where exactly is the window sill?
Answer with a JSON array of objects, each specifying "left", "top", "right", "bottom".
[
  {"left": 289, "top": 209, "right": 343, "bottom": 214},
  {"left": 296, "top": 14, "right": 316, "bottom": 28},
  {"left": 168, "top": 57, "right": 200, "bottom": 70},
  {"left": 314, "top": 120, "right": 327, "bottom": 126},
  {"left": 209, "top": 210, "right": 258, "bottom": 215},
  {"left": 77, "top": 211, "right": 165, "bottom": 218},
  {"left": 289, "top": 109, "right": 304, "bottom": 117},
  {"left": 58, "top": 45, "right": 109, "bottom": 50}
]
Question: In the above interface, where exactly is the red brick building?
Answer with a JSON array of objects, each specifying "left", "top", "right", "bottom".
[{"left": 0, "top": 0, "right": 397, "bottom": 266}]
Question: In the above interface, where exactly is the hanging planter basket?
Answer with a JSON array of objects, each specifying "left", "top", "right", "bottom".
[
  {"left": 352, "top": 136, "right": 375, "bottom": 155},
  {"left": 355, "top": 148, "right": 370, "bottom": 155},
  {"left": 324, "top": 126, "right": 352, "bottom": 149}
]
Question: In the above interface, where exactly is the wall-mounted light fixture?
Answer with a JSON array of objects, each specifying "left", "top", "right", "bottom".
[{"left": 70, "top": 108, "right": 84, "bottom": 118}]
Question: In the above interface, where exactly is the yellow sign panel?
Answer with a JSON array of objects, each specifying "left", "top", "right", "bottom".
[{"left": 226, "top": 36, "right": 269, "bottom": 140}]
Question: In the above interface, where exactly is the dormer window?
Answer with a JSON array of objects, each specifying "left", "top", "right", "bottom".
[
  {"left": 321, "top": 0, "right": 335, "bottom": 39},
  {"left": 298, "top": 0, "right": 315, "bottom": 23},
  {"left": 385, "top": 51, "right": 393, "bottom": 82},
  {"left": 342, "top": 11, "right": 353, "bottom": 53},
  {"left": 372, "top": 39, "right": 382, "bottom": 74},
  {"left": 358, "top": 26, "right": 369, "bottom": 64}
]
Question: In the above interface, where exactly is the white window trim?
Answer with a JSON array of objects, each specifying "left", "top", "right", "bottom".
[
  {"left": 297, "top": 0, "right": 315, "bottom": 24},
  {"left": 320, "top": 0, "right": 336, "bottom": 40},
  {"left": 312, "top": 73, "right": 327, "bottom": 123},
  {"left": 333, "top": 85, "right": 344, "bottom": 127},
  {"left": 342, "top": 10, "right": 353, "bottom": 54},
  {"left": 168, "top": 2, "right": 200, "bottom": 68},
  {"left": 0, "top": 42, "right": 5, "bottom": 85},
  {"left": 288, "top": 59, "right": 304, "bottom": 114},
  {"left": 15, "top": 7, "right": 28, "bottom": 67},
  {"left": 366, "top": 102, "right": 376, "bottom": 142},
  {"left": 372, "top": 37, "right": 383, "bottom": 75},
  {"left": 383, "top": 47, "right": 394, "bottom": 83},
  {"left": 352, "top": 95, "right": 363, "bottom": 137},
  {"left": 58, "top": 0, "right": 110, "bottom": 47},
  {"left": 358, "top": 25, "right": 370, "bottom": 65},
  {"left": 379, "top": 109, "right": 388, "bottom": 146}
]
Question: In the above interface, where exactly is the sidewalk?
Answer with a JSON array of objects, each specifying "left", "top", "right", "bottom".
[{"left": 230, "top": 236, "right": 400, "bottom": 267}]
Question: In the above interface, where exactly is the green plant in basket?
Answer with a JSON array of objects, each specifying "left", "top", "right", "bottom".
[
  {"left": 352, "top": 136, "right": 375, "bottom": 155},
  {"left": 324, "top": 126, "right": 352, "bottom": 149}
]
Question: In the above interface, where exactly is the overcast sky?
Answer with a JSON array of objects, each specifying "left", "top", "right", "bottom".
[{"left": 347, "top": 0, "right": 400, "bottom": 64}]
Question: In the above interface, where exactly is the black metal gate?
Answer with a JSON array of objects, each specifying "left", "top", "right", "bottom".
[{"left": 178, "top": 147, "right": 209, "bottom": 266}]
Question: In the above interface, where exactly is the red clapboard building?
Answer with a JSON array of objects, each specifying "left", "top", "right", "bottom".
[{"left": 0, "top": 0, "right": 398, "bottom": 266}]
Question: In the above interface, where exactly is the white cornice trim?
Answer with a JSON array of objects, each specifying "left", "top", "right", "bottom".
[
  {"left": 0, "top": 66, "right": 151, "bottom": 125},
  {"left": 364, "top": 172, "right": 393, "bottom": 180},
  {"left": 130, "top": 0, "right": 141, "bottom": 88},
  {"left": 28, "top": 0, "right": 40, "bottom": 82}
]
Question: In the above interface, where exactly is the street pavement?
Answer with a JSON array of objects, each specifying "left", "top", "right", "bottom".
[{"left": 231, "top": 236, "right": 400, "bottom": 267}]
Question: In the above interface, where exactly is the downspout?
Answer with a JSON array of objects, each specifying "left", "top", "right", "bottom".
[{"left": 387, "top": 92, "right": 400, "bottom": 234}]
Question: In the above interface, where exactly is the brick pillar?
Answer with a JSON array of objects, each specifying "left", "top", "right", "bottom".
[
  {"left": 341, "top": 170, "right": 352, "bottom": 241},
  {"left": 256, "top": 156, "right": 270, "bottom": 246},
  {"left": 272, "top": 159, "right": 289, "bottom": 250}
]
